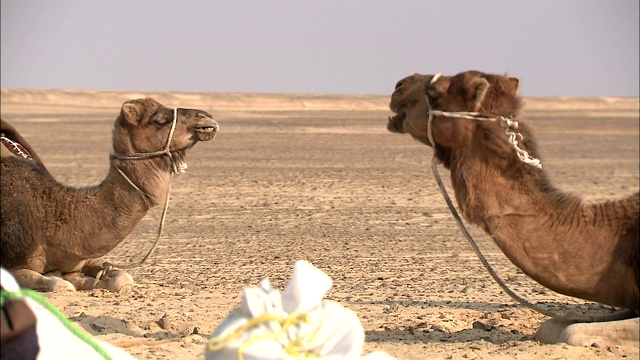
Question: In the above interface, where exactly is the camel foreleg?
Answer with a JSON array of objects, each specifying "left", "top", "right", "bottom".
[
  {"left": 61, "top": 258, "right": 135, "bottom": 295},
  {"left": 10, "top": 269, "right": 75, "bottom": 292},
  {"left": 61, "top": 270, "right": 133, "bottom": 296},
  {"left": 95, "top": 269, "right": 134, "bottom": 296}
]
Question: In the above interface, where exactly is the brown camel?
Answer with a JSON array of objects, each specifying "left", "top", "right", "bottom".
[
  {"left": 1, "top": 98, "right": 219, "bottom": 294},
  {"left": 387, "top": 70, "right": 639, "bottom": 347}
]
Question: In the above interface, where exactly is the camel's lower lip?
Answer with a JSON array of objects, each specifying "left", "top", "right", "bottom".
[
  {"left": 387, "top": 111, "right": 406, "bottom": 133},
  {"left": 194, "top": 124, "right": 219, "bottom": 141}
]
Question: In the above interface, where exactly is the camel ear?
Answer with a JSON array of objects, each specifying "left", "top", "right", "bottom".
[
  {"left": 121, "top": 101, "right": 145, "bottom": 124},
  {"left": 508, "top": 77, "right": 520, "bottom": 94},
  {"left": 426, "top": 76, "right": 450, "bottom": 98},
  {"left": 469, "top": 77, "right": 490, "bottom": 112}
]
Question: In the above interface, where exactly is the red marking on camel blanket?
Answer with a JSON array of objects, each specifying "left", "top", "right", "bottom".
[{"left": 1, "top": 134, "right": 33, "bottom": 160}]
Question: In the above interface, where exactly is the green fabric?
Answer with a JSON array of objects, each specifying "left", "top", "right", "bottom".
[{"left": 1, "top": 288, "right": 113, "bottom": 360}]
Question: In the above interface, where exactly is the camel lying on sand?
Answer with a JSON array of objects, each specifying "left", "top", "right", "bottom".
[
  {"left": 1, "top": 98, "right": 219, "bottom": 294},
  {"left": 387, "top": 70, "right": 639, "bottom": 347}
]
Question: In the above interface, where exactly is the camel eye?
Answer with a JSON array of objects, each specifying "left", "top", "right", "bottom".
[
  {"left": 395, "top": 80, "right": 404, "bottom": 90},
  {"left": 197, "top": 111, "right": 212, "bottom": 119},
  {"left": 152, "top": 113, "right": 172, "bottom": 127},
  {"left": 427, "top": 93, "right": 441, "bottom": 107}
]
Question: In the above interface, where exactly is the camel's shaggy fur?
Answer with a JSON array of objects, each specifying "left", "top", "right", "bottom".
[
  {"left": 1, "top": 98, "right": 218, "bottom": 294},
  {"left": 388, "top": 70, "right": 639, "bottom": 347}
]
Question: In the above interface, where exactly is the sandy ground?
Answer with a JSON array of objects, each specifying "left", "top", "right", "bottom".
[{"left": 1, "top": 89, "right": 638, "bottom": 359}]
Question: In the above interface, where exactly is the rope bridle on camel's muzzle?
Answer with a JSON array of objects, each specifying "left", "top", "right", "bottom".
[
  {"left": 424, "top": 75, "right": 565, "bottom": 318},
  {"left": 99, "top": 108, "right": 182, "bottom": 275}
]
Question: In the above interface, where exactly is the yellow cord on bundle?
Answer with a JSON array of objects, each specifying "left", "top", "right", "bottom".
[{"left": 207, "top": 311, "right": 320, "bottom": 360}]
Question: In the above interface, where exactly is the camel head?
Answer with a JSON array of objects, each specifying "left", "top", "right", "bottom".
[
  {"left": 388, "top": 71, "right": 532, "bottom": 166},
  {"left": 112, "top": 98, "right": 219, "bottom": 174},
  {"left": 387, "top": 73, "right": 451, "bottom": 145}
]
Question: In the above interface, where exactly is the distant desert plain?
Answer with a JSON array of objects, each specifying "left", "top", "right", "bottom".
[{"left": 1, "top": 88, "right": 638, "bottom": 359}]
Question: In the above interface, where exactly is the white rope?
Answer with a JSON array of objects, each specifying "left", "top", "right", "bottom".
[
  {"left": 501, "top": 119, "right": 542, "bottom": 169},
  {"left": 430, "top": 73, "right": 443, "bottom": 85},
  {"left": 114, "top": 166, "right": 146, "bottom": 196},
  {"left": 425, "top": 93, "right": 542, "bottom": 169},
  {"left": 430, "top": 110, "right": 497, "bottom": 122}
]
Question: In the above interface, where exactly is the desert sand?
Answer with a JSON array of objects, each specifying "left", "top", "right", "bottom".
[{"left": 1, "top": 89, "right": 638, "bottom": 359}]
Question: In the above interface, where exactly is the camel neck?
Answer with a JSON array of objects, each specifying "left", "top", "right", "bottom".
[
  {"left": 50, "top": 160, "right": 173, "bottom": 259},
  {"left": 447, "top": 152, "right": 639, "bottom": 308},
  {"left": 108, "top": 158, "right": 173, "bottom": 207},
  {"left": 12, "top": 160, "right": 158, "bottom": 263},
  {"left": 114, "top": 165, "right": 152, "bottom": 201}
]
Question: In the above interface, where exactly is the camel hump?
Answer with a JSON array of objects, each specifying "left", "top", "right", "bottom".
[{"left": 1, "top": 119, "right": 47, "bottom": 170}]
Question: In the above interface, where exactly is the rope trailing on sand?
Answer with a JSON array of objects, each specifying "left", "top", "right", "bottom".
[{"left": 429, "top": 157, "right": 559, "bottom": 318}]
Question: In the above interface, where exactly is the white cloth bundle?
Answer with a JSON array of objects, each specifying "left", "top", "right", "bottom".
[
  {"left": 205, "top": 260, "right": 394, "bottom": 360},
  {"left": 0, "top": 267, "right": 135, "bottom": 360}
]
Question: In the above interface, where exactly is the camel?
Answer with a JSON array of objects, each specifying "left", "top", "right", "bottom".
[
  {"left": 1, "top": 98, "right": 219, "bottom": 294},
  {"left": 387, "top": 70, "right": 639, "bottom": 347}
]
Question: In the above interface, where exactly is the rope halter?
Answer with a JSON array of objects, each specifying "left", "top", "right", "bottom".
[
  {"left": 426, "top": 74, "right": 542, "bottom": 169},
  {"left": 111, "top": 107, "right": 185, "bottom": 174}
]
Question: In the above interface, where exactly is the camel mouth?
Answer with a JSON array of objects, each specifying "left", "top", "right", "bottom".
[
  {"left": 194, "top": 123, "right": 219, "bottom": 142},
  {"left": 387, "top": 109, "right": 407, "bottom": 133}
]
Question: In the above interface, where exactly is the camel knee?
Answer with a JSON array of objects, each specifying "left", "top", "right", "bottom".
[{"left": 80, "top": 258, "right": 108, "bottom": 278}]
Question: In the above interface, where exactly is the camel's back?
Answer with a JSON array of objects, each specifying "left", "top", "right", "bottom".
[
  {"left": 1, "top": 156, "right": 62, "bottom": 220},
  {"left": 1, "top": 155, "right": 54, "bottom": 189},
  {"left": 0, "top": 156, "right": 55, "bottom": 268}
]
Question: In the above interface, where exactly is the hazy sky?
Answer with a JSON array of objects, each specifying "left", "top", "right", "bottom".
[{"left": 1, "top": 0, "right": 638, "bottom": 96}]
